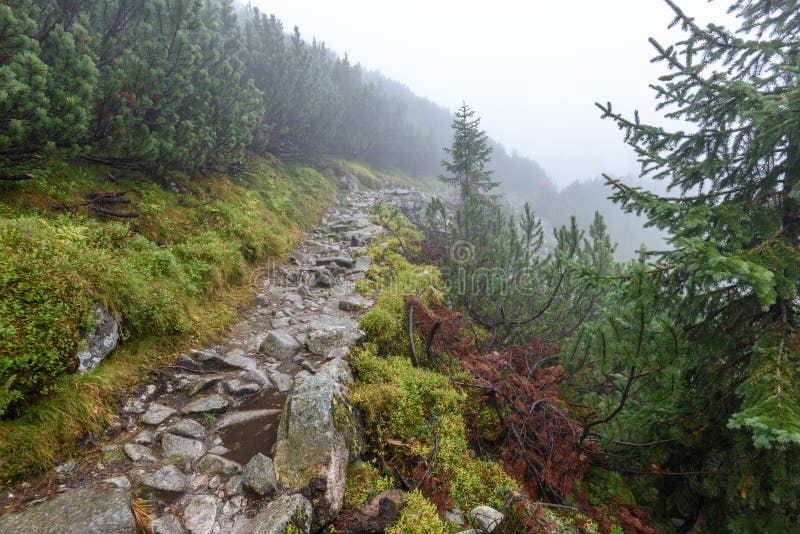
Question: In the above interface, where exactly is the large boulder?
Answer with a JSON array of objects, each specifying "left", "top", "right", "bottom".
[
  {"left": 237, "top": 494, "right": 313, "bottom": 534},
  {"left": 242, "top": 453, "right": 277, "bottom": 496},
  {"left": 76, "top": 304, "right": 120, "bottom": 374},
  {"left": 0, "top": 487, "right": 134, "bottom": 533},
  {"left": 306, "top": 325, "right": 365, "bottom": 356},
  {"left": 260, "top": 329, "right": 301, "bottom": 359},
  {"left": 273, "top": 359, "right": 363, "bottom": 529}
]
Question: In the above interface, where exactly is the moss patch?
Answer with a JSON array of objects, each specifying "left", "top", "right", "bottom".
[
  {"left": 386, "top": 490, "right": 448, "bottom": 534},
  {"left": 348, "top": 206, "right": 518, "bottom": 525}
]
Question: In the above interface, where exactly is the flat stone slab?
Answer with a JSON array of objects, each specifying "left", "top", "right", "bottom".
[
  {"left": 165, "top": 419, "right": 206, "bottom": 441},
  {"left": 0, "top": 487, "right": 134, "bottom": 534},
  {"left": 141, "top": 403, "right": 177, "bottom": 425},
  {"left": 141, "top": 464, "right": 187, "bottom": 493},
  {"left": 196, "top": 454, "right": 241, "bottom": 476},
  {"left": 181, "top": 394, "right": 230, "bottom": 414},
  {"left": 238, "top": 494, "right": 313, "bottom": 534},
  {"left": 216, "top": 409, "right": 281, "bottom": 430},
  {"left": 162, "top": 433, "right": 206, "bottom": 462},
  {"left": 306, "top": 325, "right": 365, "bottom": 355},
  {"left": 260, "top": 329, "right": 301, "bottom": 359},
  {"left": 242, "top": 453, "right": 277, "bottom": 496},
  {"left": 124, "top": 443, "right": 157, "bottom": 464},
  {"left": 183, "top": 495, "right": 219, "bottom": 534}
]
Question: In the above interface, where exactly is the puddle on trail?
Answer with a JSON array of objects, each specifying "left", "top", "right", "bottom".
[{"left": 219, "top": 388, "right": 287, "bottom": 465}]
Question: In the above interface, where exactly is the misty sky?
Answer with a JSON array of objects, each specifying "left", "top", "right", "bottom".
[{"left": 249, "top": 1, "right": 736, "bottom": 186}]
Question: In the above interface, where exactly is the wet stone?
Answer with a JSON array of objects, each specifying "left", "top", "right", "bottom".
[
  {"left": 162, "top": 433, "right": 206, "bottom": 462},
  {"left": 216, "top": 409, "right": 280, "bottom": 430},
  {"left": 124, "top": 443, "right": 157, "bottom": 464},
  {"left": 196, "top": 454, "right": 242, "bottom": 476},
  {"left": 181, "top": 394, "right": 230, "bottom": 414},
  {"left": 226, "top": 379, "right": 261, "bottom": 395},
  {"left": 242, "top": 453, "right": 277, "bottom": 497},
  {"left": 187, "top": 375, "right": 225, "bottom": 397},
  {"left": 260, "top": 329, "right": 301, "bottom": 359},
  {"left": 165, "top": 419, "right": 207, "bottom": 441},
  {"left": 183, "top": 495, "right": 219, "bottom": 534},
  {"left": 152, "top": 514, "right": 184, "bottom": 534},
  {"left": 141, "top": 464, "right": 187, "bottom": 493},
  {"left": 142, "top": 403, "right": 177, "bottom": 425}
]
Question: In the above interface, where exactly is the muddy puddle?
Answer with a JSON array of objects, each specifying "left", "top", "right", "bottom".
[{"left": 219, "top": 388, "right": 287, "bottom": 464}]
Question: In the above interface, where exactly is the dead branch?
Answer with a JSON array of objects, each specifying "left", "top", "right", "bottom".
[
  {"left": 0, "top": 173, "right": 35, "bottom": 181},
  {"left": 90, "top": 206, "right": 140, "bottom": 218},
  {"left": 409, "top": 300, "right": 420, "bottom": 367}
]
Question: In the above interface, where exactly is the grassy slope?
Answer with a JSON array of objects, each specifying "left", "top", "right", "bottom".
[{"left": 0, "top": 152, "right": 359, "bottom": 484}]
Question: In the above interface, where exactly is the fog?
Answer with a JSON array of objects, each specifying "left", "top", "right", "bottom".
[{"left": 248, "top": 0, "right": 735, "bottom": 186}]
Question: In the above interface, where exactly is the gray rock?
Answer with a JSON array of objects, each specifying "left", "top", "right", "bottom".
[
  {"left": 123, "top": 398, "right": 146, "bottom": 414},
  {"left": 124, "top": 443, "right": 157, "bottom": 464},
  {"left": 239, "top": 368, "right": 271, "bottom": 386},
  {"left": 182, "top": 495, "right": 219, "bottom": 534},
  {"left": 283, "top": 293, "right": 303, "bottom": 304},
  {"left": 271, "top": 317, "right": 291, "bottom": 328},
  {"left": 317, "top": 254, "right": 354, "bottom": 269},
  {"left": 181, "top": 394, "right": 229, "bottom": 414},
  {"left": 141, "top": 464, "right": 188, "bottom": 493},
  {"left": 102, "top": 476, "right": 131, "bottom": 490},
  {"left": 306, "top": 325, "right": 365, "bottom": 355},
  {"left": 273, "top": 359, "right": 361, "bottom": 529},
  {"left": 152, "top": 514, "right": 185, "bottom": 534},
  {"left": 242, "top": 453, "right": 277, "bottom": 496},
  {"left": 162, "top": 433, "right": 206, "bottom": 462},
  {"left": 216, "top": 409, "right": 281, "bottom": 430},
  {"left": 255, "top": 293, "right": 270, "bottom": 307},
  {"left": 311, "top": 267, "right": 335, "bottom": 288},
  {"left": 196, "top": 454, "right": 242, "bottom": 476},
  {"left": 225, "top": 475, "right": 244, "bottom": 495},
  {"left": 54, "top": 460, "right": 75, "bottom": 474},
  {"left": 338, "top": 295, "right": 371, "bottom": 312},
  {"left": 221, "top": 349, "right": 258, "bottom": 371},
  {"left": 134, "top": 430, "right": 154, "bottom": 444},
  {"left": 470, "top": 506, "right": 504, "bottom": 533},
  {"left": 326, "top": 347, "right": 349, "bottom": 361},
  {"left": 142, "top": 403, "right": 177, "bottom": 425},
  {"left": 76, "top": 304, "right": 120, "bottom": 374},
  {"left": 208, "top": 445, "right": 229, "bottom": 456},
  {"left": 192, "top": 349, "right": 258, "bottom": 372},
  {"left": 165, "top": 419, "right": 206, "bottom": 441},
  {"left": 270, "top": 371, "right": 294, "bottom": 393},
  {"left": 237, "top": 494, "right": 313, "bottom": 534},
  {"left": 187, "top": 375, "right": 225, "bottom": 397},
  {"left": 260, "top": 329, "right": 301, "bottom": 358},
  {"left": 0, "top": 487, "right": 133, "bottom": 534},
  {"left": 226, "top": 379, "right": 261, "bottom": 395},
  {"left": 191, "top": 349, "right": 220, "bottom": 361},
  {"left": 445, "top": 507, "right": 465, "bottom": 527}
]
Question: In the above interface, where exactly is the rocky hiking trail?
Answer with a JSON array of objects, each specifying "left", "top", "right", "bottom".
[{"left": 0, "top": 189, "right": 401, "bottom": 534}]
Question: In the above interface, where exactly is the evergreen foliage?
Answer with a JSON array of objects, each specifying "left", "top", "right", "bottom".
[{"left": 570, "top": 0, "right": 800, "bottom": 529}]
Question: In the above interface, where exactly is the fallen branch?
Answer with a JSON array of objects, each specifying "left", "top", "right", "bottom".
[
  {"left": 409, "top": 300, "right": 420, "bottom": 367},
  {"left": 90, "top": 206, "right": 140, "bottom": 218},
  {"left": 0, "top": 173, "right": 35, "bottom": 181}
]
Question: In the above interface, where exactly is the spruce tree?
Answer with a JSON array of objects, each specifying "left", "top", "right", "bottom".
[
  {"left": 586, "top": 0, "right": 800, "bottom": 528},
  {"left": 440, "top": 103, "right": 499, "bottom": 203}
]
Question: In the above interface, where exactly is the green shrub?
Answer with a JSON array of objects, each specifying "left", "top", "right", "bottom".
[
  {"left": 386, "top": 490, "right": 448, "bottom": 534},
  {"left": 351, "top": 346, "right": 517, "bottom": 510},
  {"left": 344, "top": 461, "right": 396, "bottom": 509}
]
